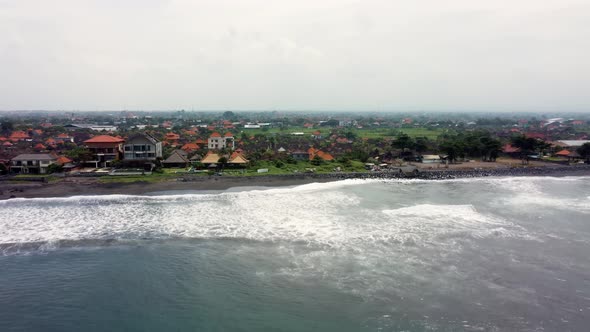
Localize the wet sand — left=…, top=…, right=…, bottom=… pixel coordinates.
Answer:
left=0, top=176, right=335, bottom=200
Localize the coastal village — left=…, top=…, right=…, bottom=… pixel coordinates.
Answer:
left=0, top=111, right=589, bottom=182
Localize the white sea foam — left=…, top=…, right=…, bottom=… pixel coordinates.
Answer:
left=4, top=175, right=585, bottom=251
left=381, top=204, right=527, bottom=242
left=0, top=177, right=537, bottom=250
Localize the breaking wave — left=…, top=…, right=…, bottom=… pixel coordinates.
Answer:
left=0, top=176, right=555, bottom=254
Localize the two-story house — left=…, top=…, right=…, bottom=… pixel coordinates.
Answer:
left=208, top=132, right=235, bottom=150
left=10, top=153, right=57, bottom=174
left=84, top=135, right=125, bottom=168
left=123, top=133, right=162, bottom=161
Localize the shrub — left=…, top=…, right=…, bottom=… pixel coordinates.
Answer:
left=47, top=163, right=64, bottom=174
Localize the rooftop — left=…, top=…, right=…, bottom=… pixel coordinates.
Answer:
left=84, top=135, right=125, bottom=143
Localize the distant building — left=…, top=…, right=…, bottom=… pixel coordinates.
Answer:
left=84, top=135, right=125, bottom=168
left=291, top=151, right=310, bottom=161
left=123, top=133, right=162, bottom=161
left=55, top=133, right=74, bottom=143
left=10, top=153, right=57, bottom=174
left=421, top=155, right=442, bottom=164
left=556, top=140, right=590, bottom=148
left=64, top=124, right=118, bottom=132
left=311, top=131, right=323, bottom=140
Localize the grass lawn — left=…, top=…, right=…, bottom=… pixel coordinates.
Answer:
left=225, top=160, right=367, bottom=176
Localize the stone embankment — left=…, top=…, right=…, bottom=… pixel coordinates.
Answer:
left=178, top=164, right=590, bottom=182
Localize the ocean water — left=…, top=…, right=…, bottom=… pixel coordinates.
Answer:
left=1, top=177, right=590, bottom=331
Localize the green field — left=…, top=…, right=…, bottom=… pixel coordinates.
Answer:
left=240, top=126, right=444, bottom=140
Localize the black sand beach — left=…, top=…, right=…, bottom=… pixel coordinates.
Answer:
left=1, top=165, right=589, bottom=200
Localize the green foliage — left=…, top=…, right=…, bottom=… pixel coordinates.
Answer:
left=348, top=149, right=370, bottom=163
left=222, top=111, right=236, bottom=120
left=66, top=147, right=92, bottom=162
left=1, top=120, right=14, bottom=133
left=310, top=155, right=324, bottom=166
left=511, top=134, right=551, bottom=163
left=577, top=143, right=590, bottom=161
left=414, top=137, right=429, bottom=153
left=285, top=155, right=297, bottom=164
left=438, top=131, right=502, bottom=162
left=392, top=133, right=415, bottom=150
left=0, top=162, right=7, bottom=175
left=47, top=163, right=64, bottom=174
left=274, top=160, right=285, bottom=168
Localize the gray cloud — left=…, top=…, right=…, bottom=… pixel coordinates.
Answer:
left=1, top=0, right=589, bottom=111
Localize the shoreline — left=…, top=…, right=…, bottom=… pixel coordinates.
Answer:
left=1, top=164, right=589, bottom=200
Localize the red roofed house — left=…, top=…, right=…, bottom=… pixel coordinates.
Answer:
left=34, top=143, right=47, bottom=151
left=9, top=131, right=30, bottom=142
left=84, top=135, right=125, bottom=168
left=46, top=138, right=57, bottom=147
left=308, top=147, right=334, bottom=161
left=555, top=149, right=571, bottom=157
left=502, top=144, right=521, bottom=158
left=181, top=143, right=200, bottom=153
left=55, top=133, right=74, bottom=143
left=56, top=156, right=73, bottom=165
left=165, top=132, right=180, bottom=141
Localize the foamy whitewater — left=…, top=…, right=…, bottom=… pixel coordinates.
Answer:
left=1, top=177, right=590, bottom=331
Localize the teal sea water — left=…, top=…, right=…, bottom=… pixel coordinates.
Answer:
left=1, top=177, right=590, bottom=331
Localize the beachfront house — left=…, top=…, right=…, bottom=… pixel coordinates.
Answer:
left=10, top=153, right=57, bottom=174
left=123, top=133, right=162, bottom=161
left=84, top=135, right=125, bottom=168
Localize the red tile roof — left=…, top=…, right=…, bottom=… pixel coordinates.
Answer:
left=502, top=144, right=521, bottom=153
left=56, top=156, right=72, bottom=165
left=9, top=131, right=30, bottom=140
left=165, top=133, right=180, bottom=140
left=308, top=147, right=334, bottom=161
left=181, top=143, right=200, bottom=151
left=224, top=132, right=234, bottom=137
left=210, top=132, right=221, bottom=138
left=84, top=135, right=125, bottom=143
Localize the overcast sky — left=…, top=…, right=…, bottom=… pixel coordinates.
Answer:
left=1, top=0, right=589, bottom=111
